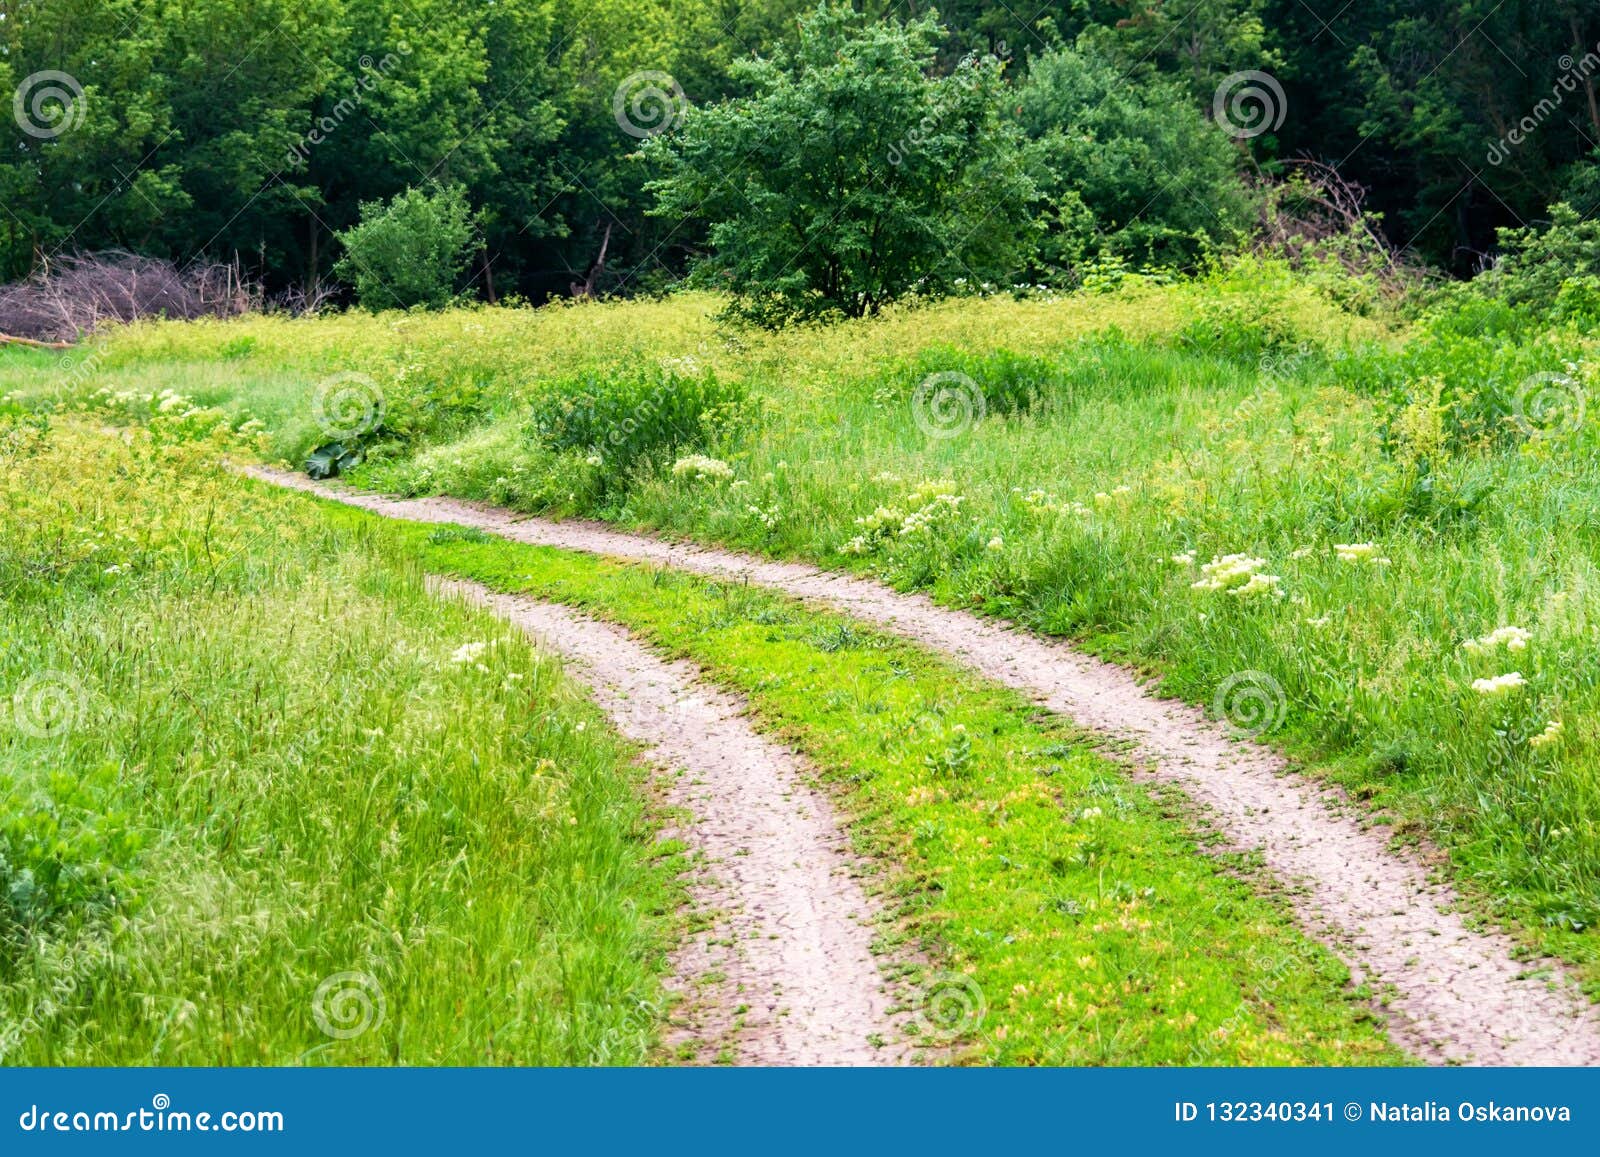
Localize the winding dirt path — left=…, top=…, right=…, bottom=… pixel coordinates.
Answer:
left=432, top=578, right=905, bottom=1065
left=253, top=468, right=1600, bottom=1065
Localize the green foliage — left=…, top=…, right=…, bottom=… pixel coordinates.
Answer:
left=0, top=769, right=141, bottom=957
left=334, top=185, right=479, bottom=310
left=527, top=367, right=749, bottom=476
left=1475, top=203, right=1600, bottom=320
left=643, top=3, right=1037, bottom=325
left=909, top=346, right=1058, bottom=417
left=1016, top=44, right=1256, bottom=273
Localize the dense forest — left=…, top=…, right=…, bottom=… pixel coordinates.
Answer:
left=3, top=0, right=1599, bottom=302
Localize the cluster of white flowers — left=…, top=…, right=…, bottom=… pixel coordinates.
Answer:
left=670, top=454, right=734, bottom=483
left=746, top=503, right=779, bottom=529
left=1191, top=554, right=1283, bottom=600
left=1170, top=551, right=1197, bottom=567
left=1528, top=719, right=1563, bottom=749
left=1334, top=542, right=1391, bottom=566
left=449, top=641, right=488, bottom=665
left=1093, top=485, right=1132, bottom=507
left=842, top=480, right=966, bottom=555
left=1462, top=625, right=1531, bottom=654
left=1470, top=672, right=1527, bottom=697
left=985, top=535, right=1005, bottom=553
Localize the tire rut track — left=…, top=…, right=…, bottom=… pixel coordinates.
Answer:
left=432, top=578, right=907, bottom=1066
left=253, top=468, right=1600, bottom=1065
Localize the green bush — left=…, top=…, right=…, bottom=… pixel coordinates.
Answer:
left=1016, top=44, right=1255, bottom=275
left=527, top=367, right=749, bottom=477
left=1474, top=202, right=1600, bottom=319
left=909, top=346, right=1060, bottom=417
left=334, top=185, right=478, bottom=311
left=1, top=769, right=141, bottom=959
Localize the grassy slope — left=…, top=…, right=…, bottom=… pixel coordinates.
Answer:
left=5, top=271, right=1596, bottom=988
left=0, top=420, right=677, bottom=1064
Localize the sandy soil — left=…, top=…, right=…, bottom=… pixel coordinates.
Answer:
left=253, top=467, right=1600, bottom=1065
left=431, top=577, right=907, bottom=1065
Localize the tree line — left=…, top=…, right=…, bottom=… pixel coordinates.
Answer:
left=3, top=0, right=1597, bottom=305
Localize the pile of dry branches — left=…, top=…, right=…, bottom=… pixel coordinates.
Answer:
left=0, top=252, right=258, bottom=345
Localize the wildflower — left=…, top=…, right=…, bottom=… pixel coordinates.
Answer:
left=986, top=536, right=1004, bottom=552
left=671, top=454, right=734, bottom=482
left=1462, top=626, right=1531, bottom=654
left=449, top=641, right=488, bottom=664
left=1171, top=551, right=1196, bottom=566
left=1289, top=546, right=1315, bottom=560
left=1528, top=720, right=1563, bottom=750
left=1306, top=615, right=1332, bottom=628
left=1080, top=807, right=1103, bottom=821
left=1334, top=542, right=1391, bottom=565
left=1470, top=672, right=1526, bottom=697
left=585, top=454, right=603, bottom=466
left=1191, top=554, right=1283, bottom=599
left=1227, top=572, right=1282, bottom=599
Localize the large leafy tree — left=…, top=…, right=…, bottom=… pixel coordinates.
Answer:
left=643, top=3, right=1037, bottom=324
left=1017, top=43, right=1256, bottom=272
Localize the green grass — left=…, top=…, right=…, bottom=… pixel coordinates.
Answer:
left=0, top=419, right=678, bottom=1064
left=5, top=263, right=1596, bottom=1047
left=275, top=487, right=1405, bottom=1066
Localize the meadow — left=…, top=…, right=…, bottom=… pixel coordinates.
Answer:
left=2, top=257, right=1597, bottom=1063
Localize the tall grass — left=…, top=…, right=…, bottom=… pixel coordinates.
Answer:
left=0, top=418, right=675, bottom=1064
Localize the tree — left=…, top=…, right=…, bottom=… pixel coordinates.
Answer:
left=642, top=3, right=1037, bottom=325
left=1017, top=44, right=1256, bottom=273
left=333, top=184, right=478, bottom=309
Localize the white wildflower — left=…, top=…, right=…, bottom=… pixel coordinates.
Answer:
left=1462, top=626, right=1531, bottom=654
left=1470, top=672, right=1526, bottom=697
left=1528, top=719, right=1563, bottom=750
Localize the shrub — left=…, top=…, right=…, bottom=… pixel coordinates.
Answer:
left=1016, top=45, right=1255, bottom=275
left=643, top=3, right=1036, bottom=325
left=1474, top=202, right=1600, bottom=318
left=1, top=769, right=141, bottom=961
left=334, top=185, right=478, bottom=310
left=909, top=346, right=1060, bottom=417
left=527, top=367, right=749, bottom=477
